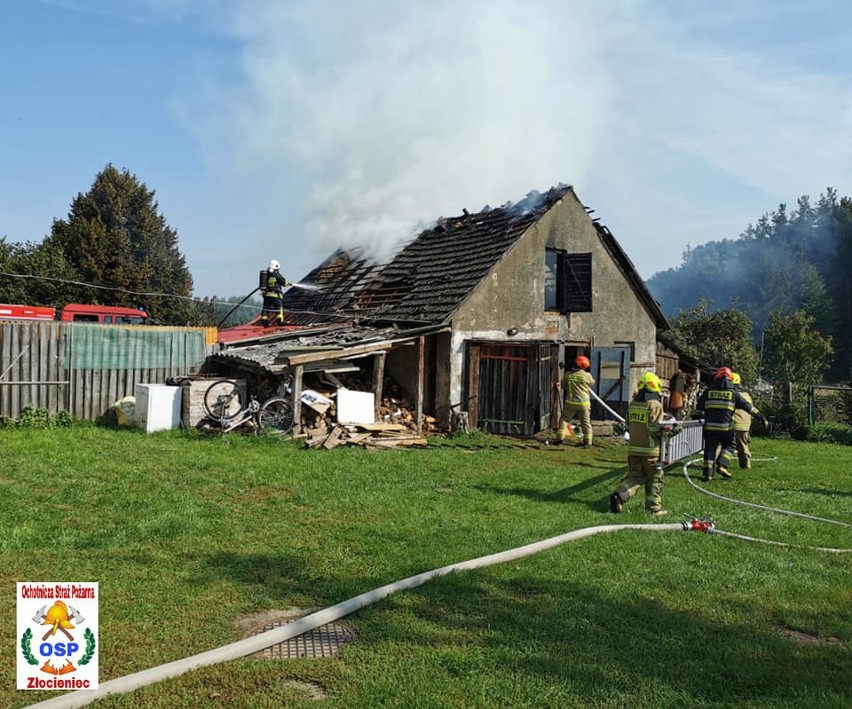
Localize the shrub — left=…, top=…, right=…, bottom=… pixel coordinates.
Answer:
left=801, top=422, right=852, bottom=445
left=14, top=407, right=76, bottom=428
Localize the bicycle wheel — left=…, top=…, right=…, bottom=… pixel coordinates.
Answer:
left=203, top=379, right=245, bottom=421
left=258, top=397, right=294, bottom=435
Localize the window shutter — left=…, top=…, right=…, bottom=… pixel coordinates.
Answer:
left=560, top=253, right=592, bottom=312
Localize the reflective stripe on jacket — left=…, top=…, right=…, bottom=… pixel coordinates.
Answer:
left=732, top=391, right=754, bottom=431
left=698, top=380, right=758, bottom=433
left=561, top=369, right=595, bottom=408
left=627, top=394, right=663, bottom=458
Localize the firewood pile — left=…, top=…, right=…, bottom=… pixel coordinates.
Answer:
left=304, top=422, right=428, bottom=450
left=327, top=371, right=441, bottom=434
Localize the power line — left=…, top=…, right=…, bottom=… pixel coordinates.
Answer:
left=0, top=270, right=260, bottom=311
left=0, top=270, right=387, bottom=322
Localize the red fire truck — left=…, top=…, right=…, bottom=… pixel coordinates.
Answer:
left=0, top=303, right=149, bottom=324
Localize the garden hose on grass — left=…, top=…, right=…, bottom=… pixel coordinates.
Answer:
left=26, top=521, right=711, bottom=709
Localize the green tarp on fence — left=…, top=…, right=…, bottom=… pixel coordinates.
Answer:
left=66, top=325, right=207, bottom=370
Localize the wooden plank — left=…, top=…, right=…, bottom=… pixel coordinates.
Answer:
left=364, top=437, right=427, bottom=448
left=285, top=341, right=394, bottom=366
left=355, top=422, right=407, bottom=432
left=322, top=424, right=346, bottom=449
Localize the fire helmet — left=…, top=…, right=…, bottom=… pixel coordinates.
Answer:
left=730, top=372, right=742, bottom=385
left=575, top=355, right=590, bottom=370
left=269, top=259, right=281, bottom=271
left=714, top=367, right=733, bottom=381
left=42, top=601, right=74, bottom=632
left=638, top=372, right=662, bottom=393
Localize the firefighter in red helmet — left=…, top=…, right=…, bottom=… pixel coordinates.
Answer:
left=556, top=355, right=596, bottom=447
left=696, top=366, right=764, bottom=481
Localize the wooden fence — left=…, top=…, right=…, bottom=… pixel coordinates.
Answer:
left=0, top=321, right=215, bottom=421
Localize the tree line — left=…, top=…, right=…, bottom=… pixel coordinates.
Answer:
left=0, top=165, right=258, bottom=326
left=648, top=188, right=850, bottom=384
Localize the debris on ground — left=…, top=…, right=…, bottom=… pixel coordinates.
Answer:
left=305, top=422, right=428, bottom=450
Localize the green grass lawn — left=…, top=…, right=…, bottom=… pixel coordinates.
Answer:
left=1, top=428, right=850, bottom=708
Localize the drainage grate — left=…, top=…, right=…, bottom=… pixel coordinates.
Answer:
left=247, top=617, right=357, bottom=660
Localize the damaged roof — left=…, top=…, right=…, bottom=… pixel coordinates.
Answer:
left=281, top=184, right=575, bottom=326
left=275, top=182, right=667, bottom=331
left=212, top=322, right=445, bottom=374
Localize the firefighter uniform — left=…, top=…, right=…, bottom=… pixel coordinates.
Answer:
left=696, top=368, right=760, bottom=481
left=732, top=374, right=754, bottom=469
left=260, top=261, right=289, bottom=327
left=610, top=374, right=669, bottom=515
left=559, top=362, right=596, bottom=447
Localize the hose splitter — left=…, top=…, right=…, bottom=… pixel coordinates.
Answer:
left=682, top=514, right=715, bottom=533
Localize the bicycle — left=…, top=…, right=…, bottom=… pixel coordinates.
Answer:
left=202, top=379, right=295, bottom=435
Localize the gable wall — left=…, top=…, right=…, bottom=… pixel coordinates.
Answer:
left=443, top=192, right=658, bottom=417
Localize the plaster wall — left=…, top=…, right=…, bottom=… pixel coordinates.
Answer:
left=445, top=192, right=658, bottom=409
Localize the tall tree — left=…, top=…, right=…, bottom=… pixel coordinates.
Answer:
left=0, top=237, right=78, bottom=306
left=47, top=165, right=196, bottom=324
left=762, top=310, right=833, bottom=403
left=668, top=299, right=759, bottom=381
left=827, top=196, right=852, bottom=380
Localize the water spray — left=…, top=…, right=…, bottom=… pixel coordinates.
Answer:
left=290, top=281, right=325, bottom=291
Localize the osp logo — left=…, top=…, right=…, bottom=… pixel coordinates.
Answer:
left=17, top=582, right=99, bottom=690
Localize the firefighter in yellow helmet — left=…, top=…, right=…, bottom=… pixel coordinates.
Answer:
left=730, top=372, right=755, bottom=469
left=610, top=372, right=677, bottom=516
left=556, top=355, right=596, bottom=447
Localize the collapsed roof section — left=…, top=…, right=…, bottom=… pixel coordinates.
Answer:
left=212, top=322, right=446, bottom=376
left=280, top=184, right=574, bottom=327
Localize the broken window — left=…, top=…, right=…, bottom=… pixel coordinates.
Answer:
left=544, top=250, right=592, bottom=313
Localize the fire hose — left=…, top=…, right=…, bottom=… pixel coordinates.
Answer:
left=27, top=521, right=711, bottom=709
left=680, top=457, right=852, bottom=553
left=589, top=388, right=625, bottom=422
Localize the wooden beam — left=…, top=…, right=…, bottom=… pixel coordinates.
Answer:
left=372, top=351, right=386, bottom=420
left=415, top=335, right=425, bottom=433
left=284, top=341, right=394, bottom=366
left=291, top=364, right=304, bottom=434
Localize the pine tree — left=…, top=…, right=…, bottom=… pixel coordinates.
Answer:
left=47, top=165, right=196, bottom=324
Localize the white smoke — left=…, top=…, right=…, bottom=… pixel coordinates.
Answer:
left=217, top=0, right=627, bottom=262
left=59, top=0, right=852, bottom=290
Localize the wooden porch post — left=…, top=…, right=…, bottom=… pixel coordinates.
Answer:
left=372, top=351, right=386, bottom=421
left=292, top=364, right=304, bottom=434
left=416, top=336, right=425, bottom=432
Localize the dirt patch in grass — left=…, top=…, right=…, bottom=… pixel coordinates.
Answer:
left=234, top=607, right=312, bottom=632
left=780, top=626, right=843, bottom=646
left=282, top=680, right=327, bottom=700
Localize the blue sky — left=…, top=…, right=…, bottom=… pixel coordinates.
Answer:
left=2, top=0, right=852, bottom=299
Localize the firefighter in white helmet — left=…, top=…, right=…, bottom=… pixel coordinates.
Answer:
left=260, top=259, right=291, bottom=327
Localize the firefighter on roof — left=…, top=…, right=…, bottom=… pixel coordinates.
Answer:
left=696, top=367, right=764, bottom=481
left=609, top=372, right=678, bottom=516
left=260, top=259, right=290, bottom=327
left=556, top=355, right=595, bottom=447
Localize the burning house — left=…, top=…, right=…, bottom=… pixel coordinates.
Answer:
left=210, top=183, right=670, bottom=435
